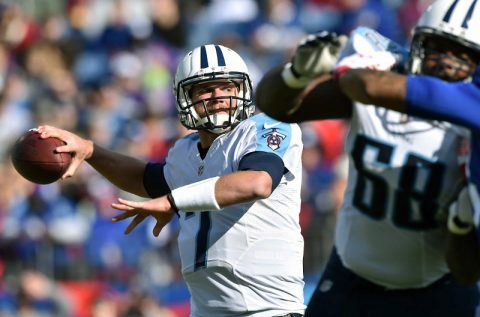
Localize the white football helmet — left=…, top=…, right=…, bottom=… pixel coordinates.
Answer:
left=173, top=44, right=254, bottom=134
left=409, top=0, right=480, bottom=78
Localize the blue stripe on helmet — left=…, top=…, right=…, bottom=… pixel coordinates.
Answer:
left=443, top=0, right=459, bottom=22
left=462, top=0, right=478, bottom=28
left=214, top=45, right=226, bottom=66
left=200, top=45, right=208, bottom=68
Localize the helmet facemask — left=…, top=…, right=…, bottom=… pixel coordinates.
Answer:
left=409, top=32, right=480, bottom=82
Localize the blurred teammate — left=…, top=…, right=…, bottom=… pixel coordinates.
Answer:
left=37, top=45, right=305, bottom=317
left=337, top=33, right=480, bottom=285
left=255, top=0, right=480, bottom=316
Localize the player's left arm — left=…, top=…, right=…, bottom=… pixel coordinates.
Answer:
left=111, top=152, right=285, bottom=234
left=218, top=151, right=285, bottom=203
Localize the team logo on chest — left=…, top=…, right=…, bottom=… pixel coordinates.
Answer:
left=262, top=128, right=286, bottom=151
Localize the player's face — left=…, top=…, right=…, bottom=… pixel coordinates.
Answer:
left=189, top=80, right=239, bottom=118
left=422, top=36, right=480, bottom=82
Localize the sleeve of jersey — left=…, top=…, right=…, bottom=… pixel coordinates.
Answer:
left=143, top=162, right=171, bottom=198
left=238, top=114, right=303, bottom=179
left=406, top=75, right=480, bottom=130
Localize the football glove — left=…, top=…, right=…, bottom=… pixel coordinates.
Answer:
left=448, top=187, right=474, bottom=235
left=282, top=31, right=348, bottom=88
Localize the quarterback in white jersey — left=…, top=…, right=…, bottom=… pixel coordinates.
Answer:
left=256, top=7, right=480, bottom=316
left=163, top=113, right=304, bottom=316
left=35, top=44, right=305, bottom=317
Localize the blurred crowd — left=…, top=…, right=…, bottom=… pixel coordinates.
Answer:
left=0, top=0, right=432, bottom=316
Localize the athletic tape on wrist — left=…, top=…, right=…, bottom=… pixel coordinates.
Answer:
left=170, top=176, right=221, bottom=212
left=281, top=63, right=310, bottom=88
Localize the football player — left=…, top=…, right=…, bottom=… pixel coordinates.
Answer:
left=255, top=0, right=479, bottom=316
left=337, top=5, right=480, bottom=284
left=37, top=45, right=306, bottom=317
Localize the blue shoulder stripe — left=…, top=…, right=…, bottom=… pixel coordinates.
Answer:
left=215, top=45, right=226, bottom=66
left=443, top=0, right=459, bottom=22
left=462, top=0, right=477, bottom=27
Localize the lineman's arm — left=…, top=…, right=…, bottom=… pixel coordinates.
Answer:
left=338, top=69, right=407, bottom=112
left=255, top=32, right=352, bottom=122
left=256, top=69, right=352, bottom=122
left=339, top=68, right=480, bottom=130
left=37, top=125, right=149, bottom=197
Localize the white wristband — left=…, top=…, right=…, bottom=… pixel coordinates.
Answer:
left=281, top=63, right=310, bottom=88
left=170, top=177, right=221, bottom=212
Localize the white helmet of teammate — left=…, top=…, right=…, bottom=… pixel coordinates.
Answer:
left=174, top=44, right=254, bottom=134
left=409, top=0, right=480, bottom=76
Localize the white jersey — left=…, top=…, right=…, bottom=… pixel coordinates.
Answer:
left=336, top=103, right=467, bottom=289
left=163, top=113, right=305, bottom=317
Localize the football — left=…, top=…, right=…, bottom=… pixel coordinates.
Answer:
left=11, top=130, right=72, bottom=184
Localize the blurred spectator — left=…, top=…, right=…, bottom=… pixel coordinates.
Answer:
left=301, top=0, right=408, bottom=45
left=0, top=269, right=72, bottom=317
left=0, top=4, right=41, bottom=62
left=300, top=122, right=347, bottom=273
left=0, top=71, right=33, bottom=160
left=149, top=0, right=187, bottom=49
left=397, top=0, right=432, bottom=42
left=120, top=289, right=176, bottom=317
left=97, top=1, right=135, bottom=54
left=186, top=0, right=260, bottom=48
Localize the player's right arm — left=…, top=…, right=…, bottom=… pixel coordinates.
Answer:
left=36, top=125, right=149, bottom=197
left=255, top=32, right=353, bottom=122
